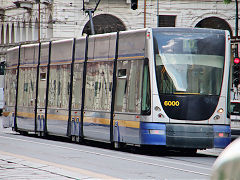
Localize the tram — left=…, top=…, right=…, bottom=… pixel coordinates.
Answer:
left=0, top=62, right=4, bottom=116
left=3, top=28, right=231, bottom=150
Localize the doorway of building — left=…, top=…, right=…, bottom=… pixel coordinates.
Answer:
left=82, top=14, right=126, bottom=35
left=195, top=17, right=232, bottom=36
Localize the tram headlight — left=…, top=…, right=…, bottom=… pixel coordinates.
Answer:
left=217, top=108, right=224, bottom=114
left=214, top=115, right=221, bottom=120
left=154, top=106, right=161, bottom=111
left=149, top=129, right=165, bottom=135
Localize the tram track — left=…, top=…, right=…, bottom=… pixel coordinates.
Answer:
left=0, top=133, right=212, bottom=177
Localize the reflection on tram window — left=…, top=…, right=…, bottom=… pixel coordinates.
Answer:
left=84, top=61, right=113, bottom=111
left=115, top=60, right=144, bottom=113
left=154, top=32, right=225, bottom=96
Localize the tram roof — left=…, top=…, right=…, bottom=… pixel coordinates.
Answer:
left=7, top=27, right=227, bottom=53
left=152, top=27, right=226, bottom=34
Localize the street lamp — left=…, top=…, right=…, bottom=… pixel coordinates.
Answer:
left=83, top=0, right=101, bottom=35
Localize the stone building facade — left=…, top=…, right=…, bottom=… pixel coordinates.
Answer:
left=0, top=0, right=238, bottom=61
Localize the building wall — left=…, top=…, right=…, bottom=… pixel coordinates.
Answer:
left=0, top=0, right=237, bottom=45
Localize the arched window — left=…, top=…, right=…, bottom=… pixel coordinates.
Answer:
left=82, top=14, right=126, bottom=35
left=195, top=17, right=232, bottom=37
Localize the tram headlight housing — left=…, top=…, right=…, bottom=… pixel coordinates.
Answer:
left=214, top=115, right=221, bottom=120
left=217, top=108, right=224, bottom=114
left=154, top=106, right=161, bottom=111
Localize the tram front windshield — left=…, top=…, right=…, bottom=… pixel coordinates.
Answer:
left=153, top=30, right=225, bottom=96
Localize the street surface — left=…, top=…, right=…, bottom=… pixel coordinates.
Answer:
left=0, top=117, right=221, bottom=180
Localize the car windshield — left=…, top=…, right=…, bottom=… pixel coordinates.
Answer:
left=153, top=30, right=225, bottom=95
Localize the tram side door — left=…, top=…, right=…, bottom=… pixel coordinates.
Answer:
left=36, top=67, right=48, bottom=133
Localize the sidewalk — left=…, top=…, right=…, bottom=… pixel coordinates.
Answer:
left=0, top=124, right=107, bottom=180
left=0, top=152, right=89, bottom=180
left=0, top=146, right=223, bottom=180
left=0, top=147, right=223, bottom=180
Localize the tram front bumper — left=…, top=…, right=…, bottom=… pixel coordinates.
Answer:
left=165, top=124, right=214, bottom=149
left=141, top=123, right=231, bottom=149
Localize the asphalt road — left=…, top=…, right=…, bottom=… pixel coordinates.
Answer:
left=0, top=118, right=217, bottom=180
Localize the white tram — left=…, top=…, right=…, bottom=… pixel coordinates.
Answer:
left=3, top=28, right=231, bottom=150
left=0, top=62, right=4, bottom=116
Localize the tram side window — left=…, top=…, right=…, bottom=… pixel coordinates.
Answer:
left=72, top=63, right=83, bottom=109
left=48, top=64, right=70, bottom=109
left=84, top=61, right=113, bottom=111
left=5, top=49, right=18, bottom=107
left=23, top=68, right=36, bottom=107
left=48, top=65, right=58, bottom=108
left=17, top=68, right=24, bottom=106
left=115, top=60, right=144, bottom=113
left=141, top=59, right=151, bottom=114
left=5, top=69, right=17, bottom=106
left=61, top=64, right=71, bottom=108
left=17, top=67, right=35, bottom=107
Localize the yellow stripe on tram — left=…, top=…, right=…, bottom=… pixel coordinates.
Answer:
left=12, top=111, right=140, bottom=129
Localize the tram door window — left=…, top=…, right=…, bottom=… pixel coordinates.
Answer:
left=38, top=67, right=47, bottom=108
left=115, top=60, right=144, bottom=113
left=72, top=39, right=86, bottom=110
left=141, top=59, right=151, bottom=114
left=72, top=38, right=86, bottom=110
left=49, top=40, right=73, bottom=109
left=72, top=63, right=83, bottom=109
left=38, top=43, right=50, bottom=108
